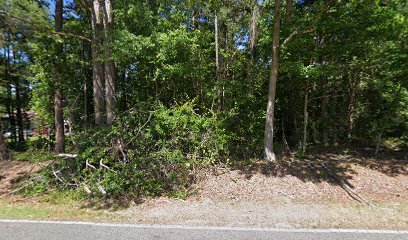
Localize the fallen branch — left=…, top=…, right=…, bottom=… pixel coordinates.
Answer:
left=86, top=159, right=97, bottom=169
left=52, top=165, right=78, bottom=187
left=97, top=185, right=107, bottom=195
left=116, top=138, right=128, bottom=163
left=52, top=166, right=65, bottom=184
left=57, top=153, right=78, bottom=158
left=0, top=181, right=32, bottom=199
left=99, top=159, right=115, bottom=172
left=83, top=185, right=92, bottom=195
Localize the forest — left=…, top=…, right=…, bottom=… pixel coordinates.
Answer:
left=0, top=0, right=407, bottom=202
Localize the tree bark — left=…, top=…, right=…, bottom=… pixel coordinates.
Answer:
left=264, top=0, right=281, bottom=162
left=0, top=120, right=9, bottom=161
left=83, top=52, right=88, bottom=125
left=12, top=50, right=24, bottom=143
left=91, top=0, right=105, bottom=125
left=249, top=0, right=258, bottom=61
left=286, top=0, right=293, bottom=24
left=4, top=43, right=16, bottom=144
left=215, top=10, right=222, bottom=112
left=102, top=0, right=115, bottom=125
left=347, top=76, right=357, bottom=140
left=302, top=83, right=309, bottom=154
left=54, top=0, right=65, bottom=153
left=321, top=76, right=328, bottom=146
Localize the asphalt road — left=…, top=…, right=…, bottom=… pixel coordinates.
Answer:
left=0, top=220, right=407, bottom=240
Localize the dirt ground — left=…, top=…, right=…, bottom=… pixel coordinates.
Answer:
left=117, top=152, right=408, bottom=229
left=1, top=149, right=407, bottom=229
left=0, top=160, right=49, bottom=196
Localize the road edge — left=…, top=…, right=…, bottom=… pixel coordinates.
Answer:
left=1, top=219, right=407, bottom=234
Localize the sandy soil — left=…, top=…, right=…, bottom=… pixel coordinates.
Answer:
left=1, top=150, right=407, bottom=229
left=118, top=199, right=408, bottom=229
left=0, top=160, right=49, bottom=195
left=117, top=155, right=408, bottom=229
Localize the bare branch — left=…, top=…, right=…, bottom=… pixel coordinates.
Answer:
left=0, top=10, right=91, bottom=42
left=52, top=31, right=92, bottom=42
left=57, top=153, right=78, bottom=158
left=86, top=159, right=97, bottom=169
left=98, top=185, right=107, bottom=195
left=99, top=159, right=115, bottom=172
left=125, top=112, right=154, bottom=147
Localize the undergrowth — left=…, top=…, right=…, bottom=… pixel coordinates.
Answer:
left=19, top=101, right=229, bottom=204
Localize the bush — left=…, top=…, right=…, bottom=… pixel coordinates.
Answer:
left=59, top=101, right=228, bottom=200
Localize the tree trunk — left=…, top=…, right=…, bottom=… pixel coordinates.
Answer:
left=4, top=44, right=16, bottom=144
left=15, top=75, right=24, bottom=143
left=321, top=76, right=328, bottom=146
left=83, top=61, right=88, bottom=125
left=91, top=0, right=105, bottom=125
left=249, top=0, right=258, bottom=61
left=82, top=43, right=92, bottom=126
left=264, top=0, right=281, bottom=162
left=12, top=50, right=24, bottom=143
left=215, top=10, right=222, bottom=112
left=54, top=0, right=65, bottom=153
left=0, top=120, right=9, bottom=161
left=102, top=0, right=115, bottom=125
left=347, top=76, right=357, bottom=140
left=302, top=84, right=309, bottom=154
left=286, top=0, right=293, bottom=24
left=331, top=94, right=338, bottom=145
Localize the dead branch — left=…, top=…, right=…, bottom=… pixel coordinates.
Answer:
left=117, top=138, right=128, bottom=163
left=83, top=185, right=92, bottom=195
left=52, top=31, right=91, bottom=42
left=86, top=159, right=97, bottom=169
left=125, top=112, right=154, bottom=147
left=98, top=185, right=107, bottom=195
left=57, top=153, right=78, bottom=158
left=66, top=118, right=76, bottom=147
left=0, top=181, right=33, bottom=199
left=52, top=166, right=65, bottom=184
left=52, top=165, right=78, bottom=187
left=99, top=159, right=115, bottom=172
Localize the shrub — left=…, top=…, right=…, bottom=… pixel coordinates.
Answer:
left=59, top=101, right=229, bottom=200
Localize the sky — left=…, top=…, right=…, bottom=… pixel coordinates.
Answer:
left=45, top=0, right=74, bottom=15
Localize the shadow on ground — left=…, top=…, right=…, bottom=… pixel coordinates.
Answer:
left=235, top=146, right=408, bottom=188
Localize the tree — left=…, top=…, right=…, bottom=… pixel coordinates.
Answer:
left=264, top=0, right=281, bottom=162
left=90, top=0, right=106, bottom=125
left=54, top=0, right=65, bottom=153
left=102, top=0, right=115, bottom=125
left=86, top=0, right=116, bottom=125
left=0, top=119, right=9, bottom=160
left=215, top=9, right=221, bottom=111
left=249, top=0, right=258, bottom=60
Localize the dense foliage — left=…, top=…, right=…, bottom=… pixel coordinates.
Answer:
left=0, top=0, right=407, bottom=200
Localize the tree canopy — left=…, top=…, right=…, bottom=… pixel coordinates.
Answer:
left=0, top=0, right=407, bottom=198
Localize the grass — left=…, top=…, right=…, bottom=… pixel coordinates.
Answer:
left=0, top=201, right=49, bottom=219
left=0, top=196, right=113, bottom=221
left=13, top=150, right=55, bottom=163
